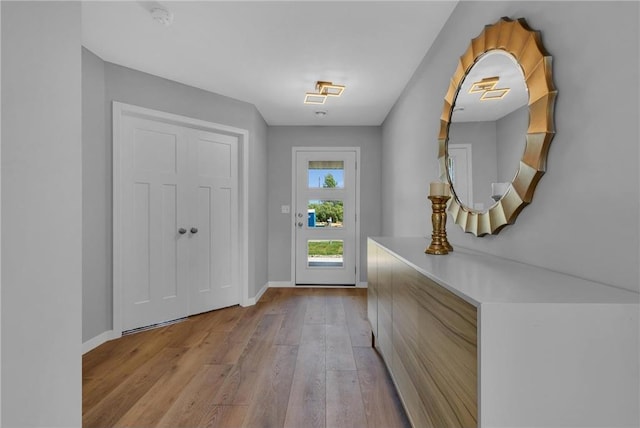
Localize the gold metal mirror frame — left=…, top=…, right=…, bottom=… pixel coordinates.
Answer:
left=438, top=17, right=557, bottom=236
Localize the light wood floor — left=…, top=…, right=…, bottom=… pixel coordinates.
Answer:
left=83, top=287, right=410, bottom=428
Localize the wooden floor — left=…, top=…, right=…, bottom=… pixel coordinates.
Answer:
left=83, top=287, right=410, bottom=428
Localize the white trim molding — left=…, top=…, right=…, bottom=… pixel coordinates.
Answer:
left=268, top=281, right=295, bottom=288
left=82, top=330, right=120, bottom=355
left=112, top=101, right=250, bottom=335
left=243, top=282, right=269, bottom=306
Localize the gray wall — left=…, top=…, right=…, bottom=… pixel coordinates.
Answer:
left=82, top=48, right=110, bottom=342
left=2, top=2, right=82, bottom=425
left=267, top=126, right=382, bottom=283
left=448, top=120, right=497, bottom=209
left=81, top=52, right=269, bottom=342
left=382, top=1, right=639, bottom=292
left=496, top=105, right=528, bottom=183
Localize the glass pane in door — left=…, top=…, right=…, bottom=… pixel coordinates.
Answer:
left=307, top=199, right=344, bottom=229
left=307, top=240, right=344, bottom=268
left=308, top=160, right=344, bottom=189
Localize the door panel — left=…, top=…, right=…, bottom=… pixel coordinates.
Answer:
left=160, top=184, right=178, bottom=298
left=212, top=187, right=232, bottom=287
left=195, top=185, right=212, bottom=293
left=188, top=130, right=238, bottom=315
left=132, top=182, right=151, bottom=304
left=122, top=116, right=189, bottom=331
left=294, top=150, right=357, bottom=285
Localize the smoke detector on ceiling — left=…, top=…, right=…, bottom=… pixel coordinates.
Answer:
left=150, top=7, right=173, bottom=26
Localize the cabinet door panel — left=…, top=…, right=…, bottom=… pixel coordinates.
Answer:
left=370, top=242, right=478, bottom=428
left=366, top=240, right=378, bottom=338
left=376, top=248, right=393, bottom=362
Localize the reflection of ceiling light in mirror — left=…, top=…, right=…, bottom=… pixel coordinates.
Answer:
left=469, top=76, right=499, bottom=93
left=480, top=88, right=510, bottom=100
left=469, top=76, right=510, bottom=101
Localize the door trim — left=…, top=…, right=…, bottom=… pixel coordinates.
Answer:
left=290, top=147, right=361, bottom=286
left=448, top=143, right=474, bottom=207
left=112, top=101, right=250, bottom=336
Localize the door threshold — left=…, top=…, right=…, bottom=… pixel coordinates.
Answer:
left=122, top=316, right=188, bottom=336
left=294, top=284, right=356, bottom=288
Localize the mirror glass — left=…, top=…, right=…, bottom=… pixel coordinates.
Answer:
left=447, top=50, right=528, bottom=211
left=438, top=17, right=557, bottom=236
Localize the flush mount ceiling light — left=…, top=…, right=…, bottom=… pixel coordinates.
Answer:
left=469, top=76, right=510, bottom=100
left=304, top=81, right=345, bottom=104
left=317, top=81, right=345, bottom=97
left=304, top=93, right=327, bottom=105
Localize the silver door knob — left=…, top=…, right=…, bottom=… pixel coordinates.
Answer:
left=190, top=227, right=198, bottom=234
left=297, top=222, right=303, bottom=227
left=297, top=213, right=303, bottom=218
left=178, top=228, right=187, bottom=234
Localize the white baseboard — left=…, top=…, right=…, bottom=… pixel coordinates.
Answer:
left=254, top=282, right=269, bottom=303
left=268, top=281, right=294, bottom=288
left=243, top=282, right=269, bottom=306
left=357, top=281, right=368, bottom=288
left=82, top=330, right=119, bottom=354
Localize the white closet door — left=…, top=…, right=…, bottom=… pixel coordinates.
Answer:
left=187, top=129, right=239, bottom=315
left=121, top=116, right=190, bottom=331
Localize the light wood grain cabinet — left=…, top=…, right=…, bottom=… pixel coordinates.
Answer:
left=366, top=240, right=378, bottom=339
left=368, top=240, right=477, bottom=427
left=367, top=237, right=639, bottom=428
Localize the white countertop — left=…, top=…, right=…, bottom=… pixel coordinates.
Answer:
left=369, top=237, right=639, bottom=306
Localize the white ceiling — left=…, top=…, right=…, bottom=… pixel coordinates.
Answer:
left=81, top=1, right=458, bottom=126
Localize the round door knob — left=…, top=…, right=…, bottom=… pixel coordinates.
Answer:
left=178, top=228, right=187, bottom=234
left=190, top=227, right=198, bottom=234
left=297, top=213, right=303, bottom=218
left=297, top=222, right=303, bottom=227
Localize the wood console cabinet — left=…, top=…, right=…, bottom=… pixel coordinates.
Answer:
left=367, top=237, right=639, bottom=428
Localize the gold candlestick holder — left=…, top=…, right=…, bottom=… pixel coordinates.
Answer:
left=426, top=195, right=453, bottom=255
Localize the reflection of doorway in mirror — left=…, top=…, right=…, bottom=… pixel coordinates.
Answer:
left=448, top=144, right=476, bottom=210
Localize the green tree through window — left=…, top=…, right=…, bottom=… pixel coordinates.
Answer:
left=323, top=173, right=337, bottom=188
left=308, top=200, right=343, bottom=224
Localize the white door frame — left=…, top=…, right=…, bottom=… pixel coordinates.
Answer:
left=290, top=147, right=361, bottom=285
left=448, top=143, right=474, bottom=206
left=112, top=102, right=250, bottom=337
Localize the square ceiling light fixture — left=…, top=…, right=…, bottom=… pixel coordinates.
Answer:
left=303, top=92, right=327, bottom=105
left=304, top=81, right=345, bottom=104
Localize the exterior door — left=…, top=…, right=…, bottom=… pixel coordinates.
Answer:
left=120, top=115, right=238, bottom=332
left=294, top=149, right=358, bottom=285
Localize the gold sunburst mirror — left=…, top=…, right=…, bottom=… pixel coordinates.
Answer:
left=439, top=17, right=557, bottom=236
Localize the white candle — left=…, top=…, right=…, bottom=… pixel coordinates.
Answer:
left=443, top=182, right=451, bottom=197
left=430, top=182, right=444, bottom=196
